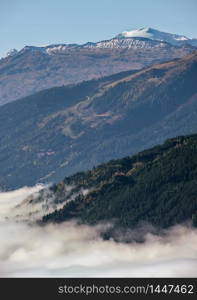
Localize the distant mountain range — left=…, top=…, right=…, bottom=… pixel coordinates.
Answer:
left=0, top=28, right=195, bottom=105
left=37, top=133, right=196, bottom=237
left=0, top=51, right=196, bottom=190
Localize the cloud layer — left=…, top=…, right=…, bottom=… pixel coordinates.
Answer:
left=0, top=186, right=197, bottom=277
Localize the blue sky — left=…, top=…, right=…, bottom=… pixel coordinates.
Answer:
left=1, top=0, right=197, bottom=57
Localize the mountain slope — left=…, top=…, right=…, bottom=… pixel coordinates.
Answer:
left=0, top=28, right=194, bottom=105
left=41, top=133, right=197, bottom=236
left=0, top=52, right=197, bottom=190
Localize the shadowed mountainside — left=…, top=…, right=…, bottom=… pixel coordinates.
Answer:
left=0, top=52, right=197, bottom=189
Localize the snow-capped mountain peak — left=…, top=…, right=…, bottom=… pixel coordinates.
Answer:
left=117, top=27, right=154, bottom=39
left=3, top=28, right=197, bottom=60
left=116, top=27, right=197, bottom=47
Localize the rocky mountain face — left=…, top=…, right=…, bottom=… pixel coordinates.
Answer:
left=0, top=28, right=195, bottom=105
left=37, top=133, right=197, bottom=237
left=0, top=52, right=196, bottom=190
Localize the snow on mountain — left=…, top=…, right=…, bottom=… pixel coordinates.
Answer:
left=117, top=27, right=197, bottom=47
left=15, top=34, right=173, bottom=56
left=83, top=37, right=168, bottom=49
left=4, top=28, right=197, bottom=59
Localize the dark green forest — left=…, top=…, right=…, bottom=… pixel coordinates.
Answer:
left=42, top=134, right=197, bottom=236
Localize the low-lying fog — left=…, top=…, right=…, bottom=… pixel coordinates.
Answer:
left=0, top=186, right=197, bottom=277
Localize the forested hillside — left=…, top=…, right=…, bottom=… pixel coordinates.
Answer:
left=42, top=134, right=197, bottom=236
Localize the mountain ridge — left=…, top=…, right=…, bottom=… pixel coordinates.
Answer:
left=0, top=28, right=195, bottom=105
left=3, top=27, right=197, bottom=59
